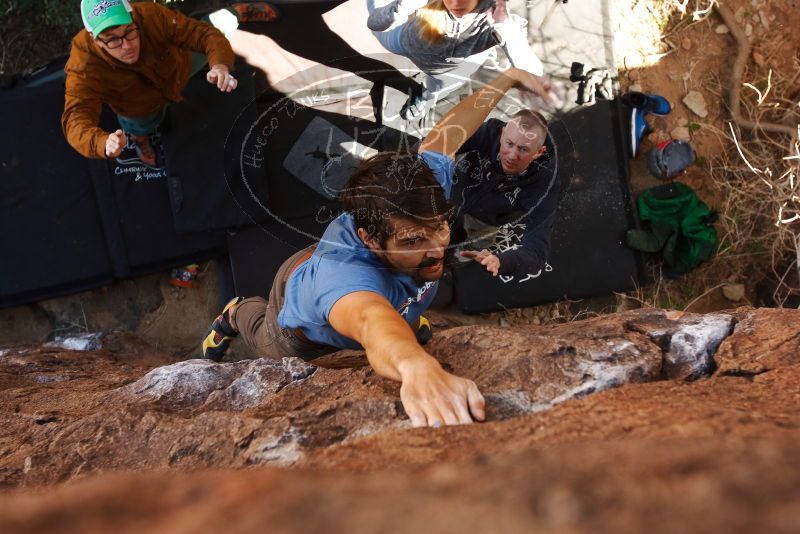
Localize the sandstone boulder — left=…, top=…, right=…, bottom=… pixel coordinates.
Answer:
left=2, top=308, right=800, bottom=532
left=0, top=308, right=797, bottom=490
left=715, top=308, right=800, bottom=376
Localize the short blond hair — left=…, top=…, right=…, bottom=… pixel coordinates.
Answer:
left=415, top=0, right=449, bottom=44
left=511, top=109, right=547, bottom=130
left=509, top=110, right=547, bottom=149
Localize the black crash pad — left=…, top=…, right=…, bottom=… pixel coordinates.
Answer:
left=452, top=99, right=642, bottom=313
left=84, top=91, right=231, bottom=277
left=161, top=65, right=267, bottom=234
left=227, top=219, right=318, bottom=298
left=0, top=61, right=256, bottom=307
left=0, top=81, right=114, bottom=307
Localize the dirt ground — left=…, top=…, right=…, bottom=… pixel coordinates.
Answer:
left=615, top=0, right=800, bottom=312
left=0, top=262, right=227, bottom=355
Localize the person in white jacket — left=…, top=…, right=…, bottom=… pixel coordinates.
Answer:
left=367, top=0, right=543, bottom=119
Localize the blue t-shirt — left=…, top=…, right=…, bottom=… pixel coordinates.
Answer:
left=277, top=151, right=454, bottom=349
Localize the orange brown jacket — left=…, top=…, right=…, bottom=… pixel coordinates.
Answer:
left=62, top=3, right=235, bottom=159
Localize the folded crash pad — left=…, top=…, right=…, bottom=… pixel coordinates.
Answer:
left=452, top=99, right=642, bottom=313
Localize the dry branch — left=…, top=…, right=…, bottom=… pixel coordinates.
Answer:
left=716, top=4, right=798, bottom=138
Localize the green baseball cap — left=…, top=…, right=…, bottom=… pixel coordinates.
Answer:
left=81, top=0, right=133, bottom=36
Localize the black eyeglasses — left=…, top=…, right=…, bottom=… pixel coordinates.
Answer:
left=97, top=25, right=139, bottom=49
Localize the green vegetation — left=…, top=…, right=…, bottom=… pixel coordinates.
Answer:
left=0, top=0, right=82, bottom=75
left=0, top=0, right=205, bottom=76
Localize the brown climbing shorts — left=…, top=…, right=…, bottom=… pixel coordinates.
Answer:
left=231, top=245, right=337, bottom=361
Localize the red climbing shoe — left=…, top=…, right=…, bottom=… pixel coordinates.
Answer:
left=230, top=2, right=280, bottom=23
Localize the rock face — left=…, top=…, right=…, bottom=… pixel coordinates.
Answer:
left=1, top=307, right=799, bottom=532
left=2, top=436, right=799, bottom=534
left=715, top=308, right=800, bottom=375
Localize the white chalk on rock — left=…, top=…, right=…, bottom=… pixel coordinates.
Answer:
left=45, top=333, right=103, bottom=351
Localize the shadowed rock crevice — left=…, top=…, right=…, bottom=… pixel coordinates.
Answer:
left=625, top=311, right=736, bottom=381
left=715, top=368, right=769, bottom=380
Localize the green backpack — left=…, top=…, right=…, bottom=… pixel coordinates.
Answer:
left=626, top=182, right=717, bottom=278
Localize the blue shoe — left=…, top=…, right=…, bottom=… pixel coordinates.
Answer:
left=630, top=107, right=651, bottom=158
left=622, top=91, right=672, bottom=116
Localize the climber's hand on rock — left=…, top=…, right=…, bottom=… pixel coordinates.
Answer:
left=328, top=292, right=484, bottom=428
left=398, top=355, right=485, bottom=427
